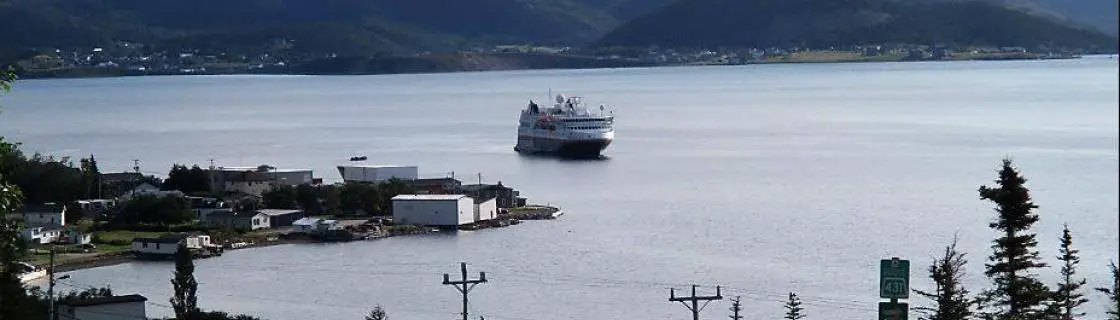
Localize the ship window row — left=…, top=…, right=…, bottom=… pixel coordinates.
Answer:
left=571, top=126, right=607, bottom=130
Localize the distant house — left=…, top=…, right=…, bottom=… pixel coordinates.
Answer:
left=188, top=197, right=227, bottom=221
left=58, top=294, right=148, bottom=320
left=206, top=211, right=270, bottom=230
left=292, top=217, right=338, bottom=234
left=100, top=172, right=144, bottom=185
left=411, top=178, right=462, bottom=194
left=224, top=172, right=276, bottom=197
left=208, top=165, right=314, bottom=192
left=118, top=183, right=183, bottom=201
left=131, top=233, right=212, bottom=256
left=75, top=199, right=116, bottom=219
left=8, top=203, right=67, bottom=227
left=257, top=209, right=303, bottom=228
left=459, top=182, right=526, bottom=209
left=20, top=226, right=64, bottom=245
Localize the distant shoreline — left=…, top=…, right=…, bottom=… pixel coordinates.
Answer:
left=14, top=52, right=1107, bottom=81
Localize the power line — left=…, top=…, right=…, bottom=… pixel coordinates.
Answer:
left=442, top=262, right=488, bottom=320
left=670, top=284, right=723, bottom=320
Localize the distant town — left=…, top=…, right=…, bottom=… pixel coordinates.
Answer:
left=9, top=40, right=1093, bottom=78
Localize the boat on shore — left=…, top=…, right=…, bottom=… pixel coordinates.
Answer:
left=17, top=262, right=47, bottom=283
left=514, top=93, right=615, bottom=158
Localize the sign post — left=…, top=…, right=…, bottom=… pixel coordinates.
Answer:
left=879, top=257, right=910, bottom=320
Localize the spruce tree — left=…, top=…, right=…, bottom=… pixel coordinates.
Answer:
left=1047, top=224, right=1087, bottom=319
left=1098, top=261, right=1119, bottom=320
left=170, top=244, right=199, bottom=319
left=364, top=305, right=388, bottom=320
left=729, top=296, right=743, bottom=320
left=784, top=292, right=805, bottom=320
left=915, top=236, right=972, bottom=320
left=977, top=159, right=1051, bottom=320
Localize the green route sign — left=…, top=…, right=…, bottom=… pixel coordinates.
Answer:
left=878, top=302, right=908, bottom=320
left=880, top=258, right=910, bottom=299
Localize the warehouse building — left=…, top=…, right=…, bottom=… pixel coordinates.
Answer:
left=391, top=194, right=496, bottom=227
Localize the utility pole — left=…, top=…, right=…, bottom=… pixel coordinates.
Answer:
left=442, top=262, right=487, bottom=320
left=132, top=159, right=140, bottom=174
left=47, top=247, right=71, bottom=320
left=670, top=285, right=723, bottom=320
left=477, top=173, right=482, bottom=186
left=729, top=296, right=742, bottom=320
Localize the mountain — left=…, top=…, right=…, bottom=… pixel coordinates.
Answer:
left=991, top=0, right=1118, bottom=35
left=596, top=0, right=1118, bottom=50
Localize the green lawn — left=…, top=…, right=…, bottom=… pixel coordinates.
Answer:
left=93, top=230, right=164, bottom=244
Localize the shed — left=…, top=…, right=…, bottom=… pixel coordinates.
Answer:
left=391, top=194, right=474, bottom=227
left=207, top=211, right=270, bottom=230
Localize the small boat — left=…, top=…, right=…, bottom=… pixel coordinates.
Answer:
left=17, top=262, right=47, bottom=284
left=349, top=156, right=368, bottom=161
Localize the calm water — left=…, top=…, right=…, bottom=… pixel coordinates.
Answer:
left=3, top=58, right=1118, bottom=320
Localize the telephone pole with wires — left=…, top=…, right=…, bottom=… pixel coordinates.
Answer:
left=47, top=247, right=71, bottom=320
left=670, top=284, right=723, bottom=320
left=442, top=262, right=487, bottom=320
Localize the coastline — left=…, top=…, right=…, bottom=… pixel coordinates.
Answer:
left=44, top=206, right=562, bottom=274
left=13, top=51, right=1104, bottom=81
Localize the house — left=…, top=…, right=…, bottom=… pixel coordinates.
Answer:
left=337, top=165, right=418, bottom=183
left=59, top=228, right=92, bottom=245
left=118, top=183, right=184, bottom=201
left=100, top=172, right=143, bottom=185
left=131, top=233, right=212, bottom=256
left=411, top=178, right=462, bottom=194
left=75, top=199, right=116, bottom=219
left=292, top=217, right=338, bottom=234
left=224, top=172, right=276, bottom=197
left=20, top=226, right=64, bottom=245
left=206, top=211, right=270, bottom=230
left=188, top=196, right=226, bottom=221
left=459, top=182, right=526, bottom=209
left=58, top=294, right=148, bottom=320
left=9, top=203, right=67, bottom=227
left=391, top=194, right=475, bottom=227
left=473, top=197, right=497, bottom=223
left=257, top=209, right=303, bottom=228
left=208, top=165, right=314, bottom=192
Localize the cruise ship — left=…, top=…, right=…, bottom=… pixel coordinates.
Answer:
left=515, top=93, right=615, bottom=158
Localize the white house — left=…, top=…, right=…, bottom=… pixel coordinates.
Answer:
left=118, top=183, right=183, bottom=201
left=391, top=194, right=475, bottom=227
left=206, top=211, right=270, bottom=230
left=58, top=294, right=148, bottom=320
left=20, top=226, right=63, bottom=245
left=131, top=233, right=212, bottom=256
left=9, top=203, right=67, bottom=227
left=473, top=197, right=497, bottom=223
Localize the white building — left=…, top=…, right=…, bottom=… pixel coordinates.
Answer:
left=338, top=165, right=418, bottom=183
left=58, top=294, right=147, bottom=320
left=131, top=233, right=212, bottom=256
left=473, top=197, right=498, bottom=222
left=391, top=194, right=476, bottom=227
left=20, top=226, right=63, bottom=245
left=9, top=203, right=67, bottom=227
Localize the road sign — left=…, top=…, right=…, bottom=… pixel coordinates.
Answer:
left=878, top=302, right=908, bottom=320
left=880, top=258, right=910, bottom=299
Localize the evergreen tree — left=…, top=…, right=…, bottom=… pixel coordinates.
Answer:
left=1047, top=224, right=1087, bottom=319
left=915, top=236, right=972, bottom=320
left=364, top=305, right=388, bottom=320
left=784, top=292, right=805, bottom=320
left=977, top=159, right=1051, bottom=320
left=729, top=296, right=743, bottom=320
left=170, top=244, right=199, bottom=319
left=1098, top=261, right=1119, bottom=320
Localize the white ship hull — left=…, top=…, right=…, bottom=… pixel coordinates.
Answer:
left=515, top=131, right=614, bottom=157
